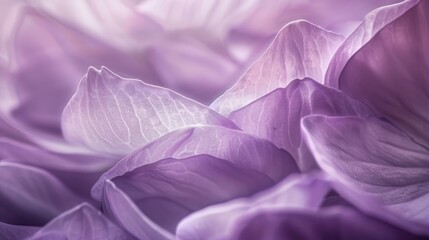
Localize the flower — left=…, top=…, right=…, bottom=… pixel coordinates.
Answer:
left=1, top=0, right=428, bottom=240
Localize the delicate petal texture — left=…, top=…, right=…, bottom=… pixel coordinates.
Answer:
left=229, top=78, right=373, bottom=171
left=111, top=154, right=275, bottom=232
left=232, top=207, right=429, bottom=240
left=0, top=162, right=83, bottom=225
left=325, top=0, right=419, bottom=87
left=334, top=0, right=429, bottom=147
left=211, top=21, right=344, bottom=116
left=7, top=7, right=151, bottom=134
left=176, top=173, right=332, bottom=240
left=0, top=222, right=39, bottom=240
left=62, top=67, right=237, bottom=155
left=102, top=180, right=173, bottom=240
left=92, top=125, right=299, bottom=199
left=28, top=203, right=132, bottom=240
left=302, top=115, right=429, bottom=225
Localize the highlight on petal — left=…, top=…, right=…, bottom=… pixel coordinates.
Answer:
left=27, top=203, right=132, bottom=240
left=302, top=115, right=429, bottom=227
left=331, top=0, right=429, bottom=147
left=0, top=222, right=38, bottom=240
left=92, top=125, right=299, bottom=200
left=106, top=154, right=278, bottom=232
left=0, top=162, right=83, bottom=225
left=229, top=78, right=373, bottom=171
left=211, top=20, right=344, bottom=116
left=102, top=180, right=174, bottom=240
left=61, top=67, right=237, bottom=155
left=325, top=0, right=419, bottom=87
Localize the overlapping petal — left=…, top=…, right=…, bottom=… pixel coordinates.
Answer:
left=27, top=203, right=132, bottom=240
left=0, top=162, right=83, bottom=225
left=211, top=21, right=344, bottom=116
left=62, top=67, right=238, bottom=155
left=331, top=0, right=429, bottom=147
left=0, top=222, right=38, bottom=240
left=302, top=115, right=429, bottom=226
left=229, top=78, right=373, bottom=171
left=92, top=125, right=299, bottom=199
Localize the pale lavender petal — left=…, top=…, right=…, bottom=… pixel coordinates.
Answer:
left=211, top=21, right=344, bottom=116
left=0, top=162, right=83, bottom=225
left=229, top=78, right=373, bottom=171
left=28, top=203, right=133, bottom=240
left=302, top=115, right=429, bottom=226
left=92, top=125, right=299, bottom=200
left=62, top=67, right=238, bottom=155
left=326, top=0, right=419, bottom=87
left=332, top=0, right=429, bottom=147
left=0, top=222, right=38, bottom=240
left=110, top=154, right=276, bottom=232
left=176, top=173, right=332, bottom=240
left=102, top=180, right=174, bottom=240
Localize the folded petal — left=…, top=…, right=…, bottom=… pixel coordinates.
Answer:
left=330, top=0, right=429, bottom=147
left=0, top=162, right=83, bottom=225
left=62, top=67, right=237, bottom=155
left=108, top=154, right=276, bottom=232
left=0, top=222, right=38, bottom=240
left=102, top=180, right=173, bottom=240
left=302, top=115, right=429, bottom=226
left=27, top=203, right=132, bottom=240
left=325, top=0, right=419, bottom=87
left=211, top=21, right=344, bottom=116
left=229, top=78, right=373, bottom=171
left=92, top=125, right=299, bottom=200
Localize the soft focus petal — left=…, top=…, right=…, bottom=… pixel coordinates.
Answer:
left=92, top=125, right=298, bottom=199
left=27, top=203, right=133, bottom=240
left=109, top=154, right=277, bottom=232
left=102, top=180, right=173, bottom=240
left=232, top=206, right=429, bottom=240
left=0, top=162, right=83, bottom=225
left=229, top=78, right=373, bottom=171
left=325, top=0, right=419, bottom=87
left=211, top=21, right=344, bottom=116
left=176, top=173, right=332, bottom=240
left=302, top=115, right=429, bottom=226
left=0, top=222, right=38, bottom=240
left=331, top=0, right=429, bottom=147
left=62, top=67, right=237, bottom=155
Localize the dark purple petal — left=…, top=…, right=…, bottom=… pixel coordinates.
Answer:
left=102, top=180, right=173, bottom=240
left=325, top=0, right=418, bottom=87
left=211, top=21, right=344, bottom=116
left=0, top=222, right=38, bottom=240
left=0, top=162, right=83, bottom=225
left=332, top=0, right=429, bottom=147
left=27, top=203, right=133, bottom=240
left=92, top=125, right=299, bottom=200
left=62, top=67, right=238, bottom=155
left=229, top=78, right=373, bottom=171
left=110, top=154, right=274, bottom=232
left=232, top=206, right=429, bottom=240
left=302, top=115, right=429, bottom=228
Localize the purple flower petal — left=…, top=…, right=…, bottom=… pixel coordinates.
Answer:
left=211, top=21, right=344, bottom=116
left=92, top=126, right=299, bottom=200
left=229, top=78, right=373, bottom=171
left=62, top=67, right=237, bottom=155
left=27, top=203, right=132, bottom=240
left=109, top=154, right=275, bottom=232
left=331, top=0, right=429, bottom=147
left=102, top=180, right=174, bottom=240
left=0, top=162, right=83, bottom=225
left=302, top=115, right=429, bottom=227
left=325, top=0, right=419, bottom=87
left=0, top=222, right=38, bottom=240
